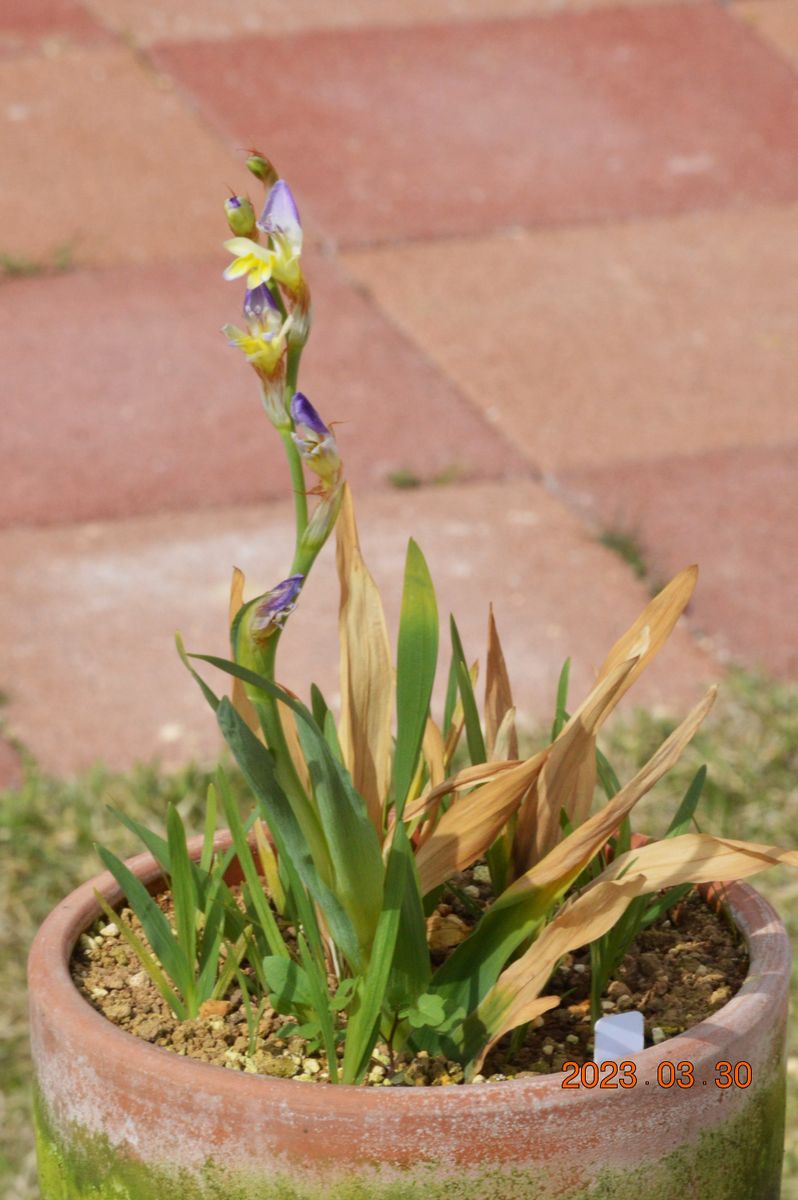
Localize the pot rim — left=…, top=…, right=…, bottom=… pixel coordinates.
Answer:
left=28, top=830, right=791, bottom=1111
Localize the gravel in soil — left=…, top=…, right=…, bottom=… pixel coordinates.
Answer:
left=71, top=878, right=747, bottom=1087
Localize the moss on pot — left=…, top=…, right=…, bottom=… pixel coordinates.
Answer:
left=34, top=1061, right=785, bottom=1200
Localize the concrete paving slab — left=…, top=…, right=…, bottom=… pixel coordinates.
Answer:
left=736, top=1, right=798, bottom=70
left=0, top=250, right=521, bottom=528
left=0, top=0, right=107, bottom=58
left=83, top=0, right=696, bottom=46
left=0, top=482, right=716, bottom=775
left=154, top=8, right=798, bottom=245
left=344, top=204, right=798, bottom=471
left=558, top=445, right=798, bottom=676
left=0, top=45, right=248, bottom=269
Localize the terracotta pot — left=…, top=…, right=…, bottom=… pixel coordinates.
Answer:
left=29, top=835, right=789, bottom=1200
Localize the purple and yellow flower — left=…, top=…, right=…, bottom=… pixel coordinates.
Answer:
left=249, top=573, right=305, bottom=644
left=224, top=181, right=305, bottom=321
left=222, top=318, right=287, bottom=380
left=223, top=237, right=276, bottom=289
left=291, top=392, right=341, bottom=487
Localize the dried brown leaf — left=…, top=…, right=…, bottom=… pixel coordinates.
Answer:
left=415, top=751, right=548, bottom=895
left=336, top=483, right=393, bottom=837
left=485, top=606, right=518, bottom=760
left=593, top=833, right=798, bottom=892
left=472, top=877, right=645, bottom=1072
left=594, top=565, right=698, bottom=711
left=228, top=567, right=261, bottom=734
left=506, top=687, right=717, bottom=903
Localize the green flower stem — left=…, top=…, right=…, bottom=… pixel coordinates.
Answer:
left=279, top=343, right=308, bottom=554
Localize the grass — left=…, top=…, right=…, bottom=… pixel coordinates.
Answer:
left=598, top=526, right=649, bottom=581
left=0, top=244, right=74, bottom=283
left=1, top=669, right=797, bottom=1197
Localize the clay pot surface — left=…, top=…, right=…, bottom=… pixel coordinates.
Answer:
left=29, top=835, right=789, bottom=1200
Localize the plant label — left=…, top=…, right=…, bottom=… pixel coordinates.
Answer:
left=593, top=1012, right=645, bottom=1065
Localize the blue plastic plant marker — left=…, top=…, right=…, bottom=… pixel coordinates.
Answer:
left=593, top=1012, right=645, bottom=1066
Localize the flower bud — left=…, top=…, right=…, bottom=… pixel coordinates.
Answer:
left=247, top=573, right=304, bottom=644
left=285, top=276, right=311, bottom=349
left=224, top=195, right=257, bottom=237
left=291, top=392, right=341, bottom=486
left=258, top=180, right=302, bottom=255
left=300, top=483, right=344, bottom=554
left=246, top=151, right=279, bottom=189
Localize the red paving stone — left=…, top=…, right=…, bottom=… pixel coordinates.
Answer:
left=344, top=204, right=798, bottom=471
left=0, top=250, right=523, bottom=529
left=0, top=483, right=716, bottom=774
left=0, top=46, right=248, bottom=269
left=558, top=445, right=798, bottom=676
left=83, top=0, right=690, bottom=46
left=0, top=0, right=107, bottom=56
left=155, top=7, right=798, bottom=245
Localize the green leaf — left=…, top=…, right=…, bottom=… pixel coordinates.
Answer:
left=385, top=831, right=430, bottom=1011
left=342, top=820, right=415, bottom=1084
left=310, top=682, right=330, bottom=731
left=201, top=782, right=217, bottom=873
left=197, top=654, right=385, bottom=964
left=261, top=956, right=314, bottom=1013
left=215, top=767, right=289, bottom=962
left=405, top=992, right=446, bottom=1029
left=166, top=804, right=198, bottom=1007
left=393, top=540, right=439, bottom=819
left=96, top=844, right=193, bottom=1001
left=442, top=648, right=459, bottom=735
left=666, top=766, right=706, bottom=838
left=551, top=658, right=571, bottom=741
left=294, top=707, right=385, bottom=959
left=215, top=697, right=362, bottom=970
left=450, top=616, right=486, bottom=766
left=94, top=890, right=186, bottom=1020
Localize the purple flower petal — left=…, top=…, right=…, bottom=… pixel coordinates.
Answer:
left=244, top=282, right=279, bottom=321
left=291, top=392, right=329, bottom=437
left=257, top=180, right=302, bottom=242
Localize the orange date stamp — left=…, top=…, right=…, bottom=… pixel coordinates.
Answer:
left=561, top=1060, right=753, bottom=1089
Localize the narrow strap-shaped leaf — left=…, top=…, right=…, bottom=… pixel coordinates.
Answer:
left=393, top=540, right=438, bottom=819
left=195, top=652, right=385, bottom=958
left=94, top=890, right=186, bottom=1020
left=166, top=803, right=198, bottom=1003
left=336, top=482, right=394, bottom=838
left=215, top=767, right=289, bottom=961
left=310, top=683, right=330, bottom=731
left=550, top=658, right=571, bottom=742
left=424, top=689, right=717, bottom=1031
left=450, top=618, right=487, bottom=768
left=485, top=606, right=517, bottom=760
left=666, top=765, right=706, bottom=837
left=200, top=782, right=217, bottom=874
left=216, top=699, right=362, bottom=970
left=96, top=845, right=193, bottom=999
left=341, top=820, right=414, bottom=1084
left=462, top=877, right=646, bottom=1073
